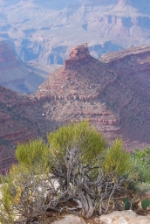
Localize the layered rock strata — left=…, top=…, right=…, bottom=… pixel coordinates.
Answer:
left=0, top=43, right=150, bottom=172
left=38, top=44, right=150, bottom=150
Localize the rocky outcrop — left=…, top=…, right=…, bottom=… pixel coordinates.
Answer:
left=100, top=46, right=150, bottom=148
left=39, top=43, right=116, bottom=101
left=64, top=43, right=91, bottom=69
left=0, top=43, right=150, bottom=172
left=38, top=44, right=150, bottom=150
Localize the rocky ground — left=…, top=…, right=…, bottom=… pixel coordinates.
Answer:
left=15, top=211, right=150, bottom=224
left=48, top=212, right=150, bottom=224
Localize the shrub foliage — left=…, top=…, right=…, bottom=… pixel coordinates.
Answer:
left=0, top=121, right=149, bottom=223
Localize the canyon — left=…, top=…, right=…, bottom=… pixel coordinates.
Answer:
left=0, top=42, right=60, bottom=93
left=1, top=0, right=150, bottom=64
left=0, top=43, right=150, bottom=173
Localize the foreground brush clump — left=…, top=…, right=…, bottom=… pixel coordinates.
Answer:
left=0, top=121, right=150, bottom=224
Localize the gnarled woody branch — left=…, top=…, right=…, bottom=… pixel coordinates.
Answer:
left=41, top=146, right=130, bottom=218
left=0, top=144, right=131, bottom=222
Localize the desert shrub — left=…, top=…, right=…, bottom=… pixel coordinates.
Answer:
left=0, top=183, right=15, bottom=224
left=47, top=120, right=106, bottom=166
left=132, top=148, right=150, bottom=182
left=0, top=121, right=145, bottom=222
left=135, top=182, right=150, bottom=194
left=0, top=139, right=50, bottom=223
left=128, top=147, right=150, bottom=195
left=46, top=124, right=132, bottom=217
left=102, top=139, right=131, bottom=176
left=15, top=139, right=50, bottom=173
left=0, top=163, right=52, bottom=223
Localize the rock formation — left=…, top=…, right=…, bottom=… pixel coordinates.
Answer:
left=0, top=43, right=150, bottom=173
left=64, top=43, right=91, bottom=69
left=0, top=86, right=39, bottom=173
left=38, top=43, right=150, bottom=150
left=0, top=42, right=60, bottom=94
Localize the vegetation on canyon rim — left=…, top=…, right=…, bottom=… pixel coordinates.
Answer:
left=0, top=121, right=150, bottom=223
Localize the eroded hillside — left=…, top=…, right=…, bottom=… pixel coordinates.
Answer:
left=0, top=43, right=150, bottom=173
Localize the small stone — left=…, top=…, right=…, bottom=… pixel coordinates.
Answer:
left=51, top=215, right=86, bottom=224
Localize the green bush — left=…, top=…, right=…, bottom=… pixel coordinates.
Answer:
left=0, top=121, right=108, bottom=221
left=128, top=147, right=150, bottom=195
left=131, top=148, right=150, bottom=182
left=47, top=120, right=106, bottom=166
left=15, top=139, right=49, bottom=173
left=1, top=121, right=149, bottom=222
left=0, top=181, right=15, bottom=224
left=102, top=139, right=131, bottom=176
left=134, top=182, right=150, bottom=193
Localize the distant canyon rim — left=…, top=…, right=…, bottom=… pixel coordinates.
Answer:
left=1, top=0, right=150, bottom=64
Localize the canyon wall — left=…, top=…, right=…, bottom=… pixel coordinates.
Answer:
left=0, top=43, right=150, bottom=172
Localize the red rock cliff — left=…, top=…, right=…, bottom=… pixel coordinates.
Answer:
left=0, top=43, right=150, bottom=173
left=64, top=43, right=91, bottom=69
